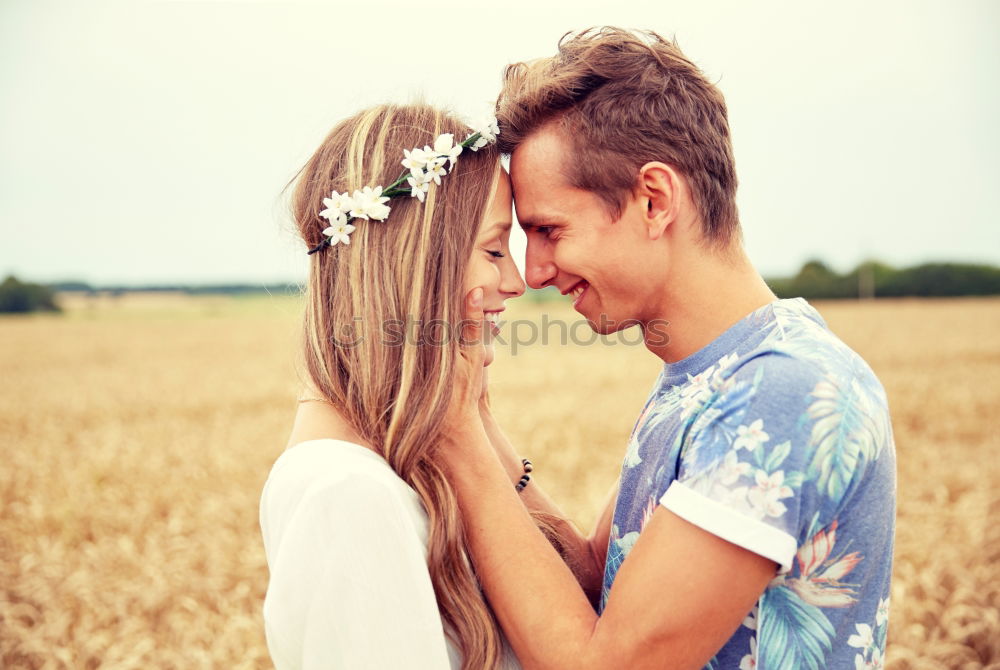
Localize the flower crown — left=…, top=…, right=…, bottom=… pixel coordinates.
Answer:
left=307, top=117, right=501, bottom=255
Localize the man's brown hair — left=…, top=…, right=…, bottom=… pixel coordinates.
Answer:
left=496, top=27, right=740, bottom=246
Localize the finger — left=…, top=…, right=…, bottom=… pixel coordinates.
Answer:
left=461, top=287, right=484, bottom=347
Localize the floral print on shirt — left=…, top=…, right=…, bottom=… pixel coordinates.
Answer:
left=600, top=299, right=896, bottom=670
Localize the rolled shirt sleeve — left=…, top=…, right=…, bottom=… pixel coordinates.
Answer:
left=658, top=351, right=836, bottom=573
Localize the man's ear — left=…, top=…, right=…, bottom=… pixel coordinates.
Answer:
left=637, top=162, right=682, bottom=240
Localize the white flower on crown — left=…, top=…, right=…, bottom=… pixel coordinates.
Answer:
left=424, top=156, right=448, bottom=185
left=401, top=147, right=430, bottom=174
left=406, top=171, right=432, bottom=203
left=468, top=116, right=500, bottom=150
left=431, top=133, right=463, bottom=167
left=309, top=117, right=500, bottom=255
left=319, top=190, right=354, bottom=225
left=349, top=185, right=391, bottom=221
left=401, top=133, right=462, bottom=192
left=322, top=219, right=356, bottom=246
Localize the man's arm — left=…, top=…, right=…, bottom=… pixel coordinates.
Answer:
left=479, top=404, right=617, bottom=607
left=444, top=425, right=776, bottom=670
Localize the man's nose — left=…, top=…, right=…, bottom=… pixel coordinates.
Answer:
left=524, top=239, right=557, bottom=290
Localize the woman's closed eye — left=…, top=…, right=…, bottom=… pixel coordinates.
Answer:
left=485, top=249, right=506, bottom=259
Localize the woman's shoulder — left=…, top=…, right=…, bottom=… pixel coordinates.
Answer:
left=260, top=439, right=428, bottom=547
left=268, top=438, right=394, bottom=479
left=263, top=438, right=417, bottom=507
left=260, top=440, right=455, bottom=669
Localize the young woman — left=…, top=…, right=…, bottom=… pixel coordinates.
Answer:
left=258, top=104, right=532, bottom=670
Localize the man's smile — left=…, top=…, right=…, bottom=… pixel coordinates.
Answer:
left=563, top=279, right=590, bottom=308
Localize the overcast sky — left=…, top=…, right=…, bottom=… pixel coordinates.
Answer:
left=1, top=0, right=998, bottom=285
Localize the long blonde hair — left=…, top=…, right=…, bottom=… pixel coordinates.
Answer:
left=290, top=104, right=505, bottom=670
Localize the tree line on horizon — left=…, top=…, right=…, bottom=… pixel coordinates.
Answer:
left=764, top=260, right=1000, bottom=300
left=2, top=260, right=1000, bottom=313
left=526, top=260, right=1000, bottom=302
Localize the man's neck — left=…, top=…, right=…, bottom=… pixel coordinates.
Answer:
left=642, top=248, right=777, bottom=364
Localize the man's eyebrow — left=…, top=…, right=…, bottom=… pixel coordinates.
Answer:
left=518, top=215, right=564, bottom=230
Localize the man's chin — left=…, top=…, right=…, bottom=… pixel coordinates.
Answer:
left=583, top=312, right=634, bottom=336
left=586, top=321, right=618, bottom=336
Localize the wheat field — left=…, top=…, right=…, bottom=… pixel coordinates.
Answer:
left=1, top=294, right=997, bottom=669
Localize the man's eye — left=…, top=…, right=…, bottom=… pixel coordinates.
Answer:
left=535, top=226, right=554, bottom=236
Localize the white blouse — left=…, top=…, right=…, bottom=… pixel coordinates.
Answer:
left=259, top=438, right=520, bottom=670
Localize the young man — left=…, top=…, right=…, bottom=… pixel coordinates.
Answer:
left=443, top=28, right=896, bottom=669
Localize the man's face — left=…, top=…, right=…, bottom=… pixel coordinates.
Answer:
left=510, top=126, right=652, bottom=333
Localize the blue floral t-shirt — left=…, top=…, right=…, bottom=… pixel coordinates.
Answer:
left=600, top=298, right=896, bottom=670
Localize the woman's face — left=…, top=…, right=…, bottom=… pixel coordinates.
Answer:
left=465, top=170, right=525, bottom=366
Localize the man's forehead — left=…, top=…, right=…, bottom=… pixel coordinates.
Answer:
left=509, top=127, right=569, bottom=183
left=510, top=132, right=575, bottom=223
